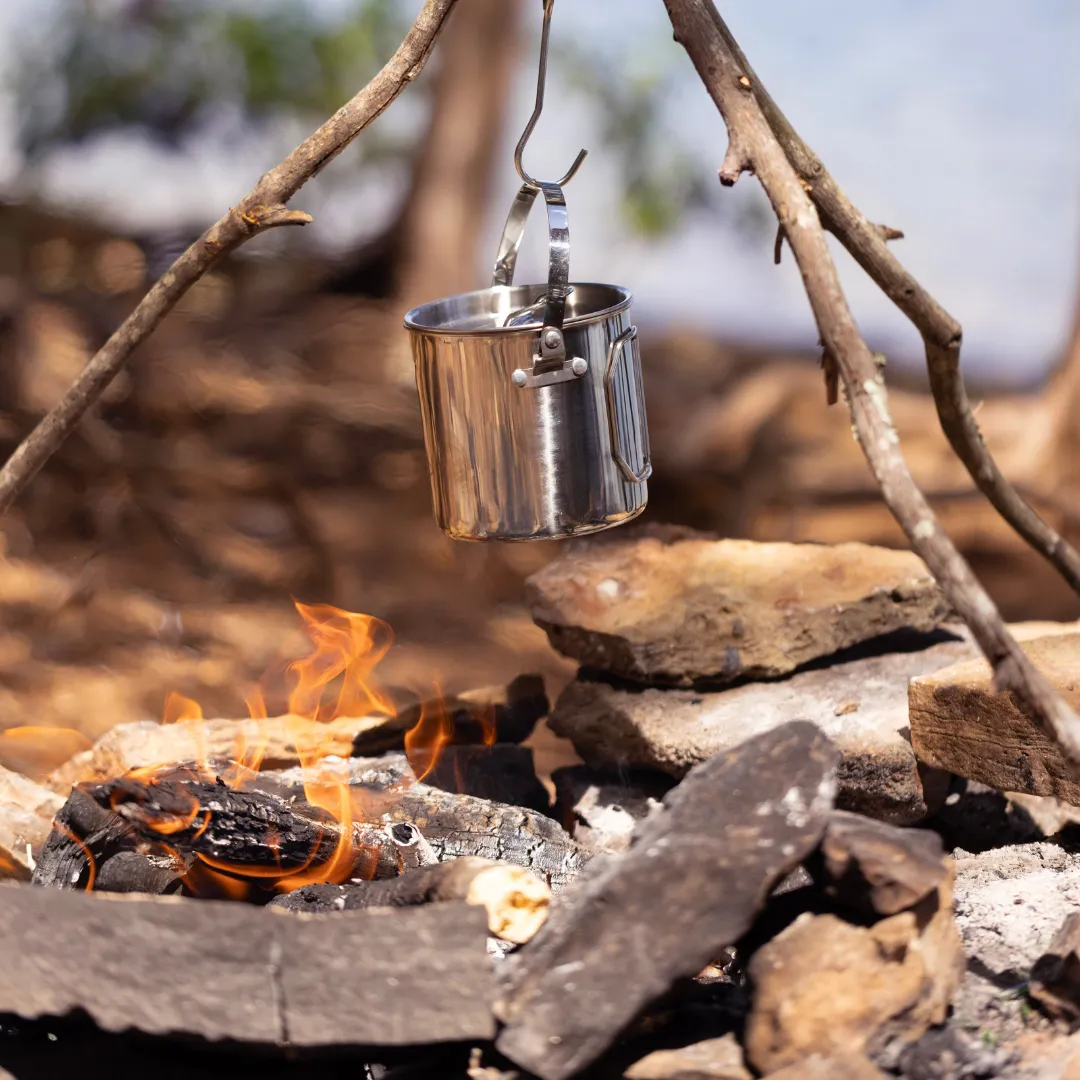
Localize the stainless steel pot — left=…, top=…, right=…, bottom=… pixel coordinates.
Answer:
left=404, top=181, right=651, bottom=542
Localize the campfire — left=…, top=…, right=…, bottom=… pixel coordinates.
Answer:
left=3, top=530, right=1080, bottom=1080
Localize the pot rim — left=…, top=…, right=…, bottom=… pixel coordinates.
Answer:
left=403, top=282, right=632, bottom=335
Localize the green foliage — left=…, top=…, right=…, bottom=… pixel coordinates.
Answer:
left=14, top=0, right=407, bottom=157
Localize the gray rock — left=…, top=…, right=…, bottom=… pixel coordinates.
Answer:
left=495, top=721, right=841, bottom=1080
left=549, top=636, right=973, bottom=824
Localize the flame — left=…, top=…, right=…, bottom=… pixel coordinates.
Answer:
left=23, top=599, right=479, bottom=900
left=404, top=695, right=453, bottom=783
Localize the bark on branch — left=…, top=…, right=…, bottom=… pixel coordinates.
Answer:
left=660, top=0, right=1080, bottom=769
left=702, top=12, right=1080, bottom=596
left=0, top=0, right=461, bottom=514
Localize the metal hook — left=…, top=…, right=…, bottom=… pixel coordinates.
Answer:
left=513, top=0, right=588, bottom=189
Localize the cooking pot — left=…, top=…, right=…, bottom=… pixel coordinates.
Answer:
left=404, top=180, right=651, bottom=541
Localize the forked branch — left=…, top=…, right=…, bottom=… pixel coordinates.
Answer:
left=704, top=13, right=1080, bottom=596
left=661, top=0, right=1080, bottom=768
left=0, top=0, right=461, bottom=514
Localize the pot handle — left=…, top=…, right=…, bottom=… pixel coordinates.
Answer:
left=492, top=181, right=571, bottom=365
left=605, top=325, right=652, bottom=484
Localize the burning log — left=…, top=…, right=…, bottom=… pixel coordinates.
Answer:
left=260, top=760, right=590, bottom=889
left=494, top=722, right=841, bottom=1080
left=33, top=777, right=400, bottom=895
left=0, top=884, right=497, bottom=1048
left=45, top=675, right=549, bottom=793
left=270, top=855, right=551, bottom=944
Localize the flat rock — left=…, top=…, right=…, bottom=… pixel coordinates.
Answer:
left=623, top=1033, right=751, bottom=1080
left=744, top=869, right=963, bottom=1073
left=766, top=1053, right=887, bottom=1080
left=910, top=633, right=1080, bottom=805
left=495, top=721, right=840, bottom=1080
left=549, top=635, right=972, bottom=824
left=0, top=884, right=495, bottom=1046
left=0, top=765, right=64, bottom=881
left=526, top=531, right=950, bottom=686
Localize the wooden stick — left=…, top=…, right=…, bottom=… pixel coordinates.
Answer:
left=0, top=0, right=461, bottom=514
left=702, top=14, right=1080, bottom=597
left=272, top=855, right=552, bottom=944
left=385, top=821, right=439, bottom=871
left=659, top=0, right=1080, bottom=772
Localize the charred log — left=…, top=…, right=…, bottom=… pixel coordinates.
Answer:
left=259, top=760, right=590, bottom=889
left=270, top=855, right=551, bottom=943
left=34, top=777, right=400, bottom=894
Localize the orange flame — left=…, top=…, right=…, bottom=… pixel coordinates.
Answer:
left=404, top=695, right=454, bottom=783
left=22, top=599, right=474, bottom=899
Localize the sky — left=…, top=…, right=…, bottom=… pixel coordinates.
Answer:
left=0, top=0, right=1078, bottom=384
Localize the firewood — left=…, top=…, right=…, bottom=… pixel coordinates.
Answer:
left=0, top=884, right=496, bottom=1047
left=387, top=821, right=439, bottom=870
left=34, top=777, right=399, bottom=894
left=271, top=855, right=551, bottom=943
left=46, top=675, right=548, bottom=793
left=260, top=760, right=590, bottom=889
left=494, top=721, right=841, bottom=1080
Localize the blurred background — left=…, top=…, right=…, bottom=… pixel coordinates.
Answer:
left=0, top=0, right=1077, bottom=745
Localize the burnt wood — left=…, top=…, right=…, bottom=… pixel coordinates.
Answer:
left=270, top=856, right=500, bottom=912
left=34, top=778, right=399, bottom=894
left=494, top=721, right=841, bottom=1080
left=0, top=884, right=495, bottom=1047
left=260, top=764, right=589, bottom=889
left=32, top=785, right=135, bottom=890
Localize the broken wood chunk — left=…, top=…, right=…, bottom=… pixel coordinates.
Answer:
left=623, top=1033, right=751, bottom=1079
left=387, top=821, right=439, bottom=870
left=270, top=855, right=551, bottom=943
left=0, top=764, right=63, bottom=881
left=1029, top=911, right=1080, bottom=1020
left=550, top=635, right=969, bottom=825
left=744, top=869, right=964, bottom=1073
left=551, top=765, right=669, bottom=853
left=526, top=530, right=950, bottom=686
left=0, top=885, right=496, bottom=1047
left=910, top=632, right=1080, bottom=804
left=818, top=809, right=949, bottom=917
left=93, top=850, right=186, bottom=896
left=46, top=675, right=548, bottom=794
left=494, top=721, right=841, bottom=1080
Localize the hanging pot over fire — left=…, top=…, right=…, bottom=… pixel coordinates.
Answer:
left=403, top=0, right=651, bottom=542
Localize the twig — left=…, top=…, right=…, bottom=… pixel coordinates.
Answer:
left=660, top=0, right=1080, bottom=769
left=695, top=9, right=1080, bottom=597
left=0, top=0, right=461, bottom=514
